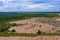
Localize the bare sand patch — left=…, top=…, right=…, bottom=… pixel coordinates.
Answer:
left=56, top=18, right=60, bottom=21
left=0, top=36, right=60, bottom=40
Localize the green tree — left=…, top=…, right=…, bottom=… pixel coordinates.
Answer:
left=0, top=23, right=10, bottom=32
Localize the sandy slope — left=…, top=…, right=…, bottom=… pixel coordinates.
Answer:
left=0, top=36, right=60, bottom=40
left=33, top=36, right=60, bottom=40
left=9, top=17, right=60, bottom=34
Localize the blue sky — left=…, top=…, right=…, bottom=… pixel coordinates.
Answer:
left=0, top=0, right=60, bottom=12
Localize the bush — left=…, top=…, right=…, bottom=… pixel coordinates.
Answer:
left=11, top=23, right=16, bottom=26
left=11, top=29, right=16, bottom=32
left=39, top=25, right=41, bottom=27
left=37, top=30, right=41, bottom=34
left=0, top=24, right=10, bottom=32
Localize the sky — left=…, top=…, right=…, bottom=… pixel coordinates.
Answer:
left=0, top=0, right=60, bottom=12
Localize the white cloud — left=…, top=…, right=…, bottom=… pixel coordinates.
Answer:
left=0, top=0, right=59, bottom=12
left=22, top=4, right=55, bottom=10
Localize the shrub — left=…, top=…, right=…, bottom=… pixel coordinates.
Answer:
left=11, top=23, right=16, bottom=26
left=11, top=29, right=16, bottom=32
left=37, top=30, right=41, bottom=34
left=39, top=25, right=41, bottom=27
left=0, top=24, right=10, bottom=32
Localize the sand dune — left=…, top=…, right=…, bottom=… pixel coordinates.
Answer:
left=1, top=17, right=60, bottom=40
left=9, top=17, right=60, bottom=34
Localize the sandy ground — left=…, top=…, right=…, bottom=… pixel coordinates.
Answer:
left=0, top=17, right=60, bottom=40
left=56, top=18, right=60, bottom=21
left=0, top=36, right=60, bottom=40
left=9, top=17, right=60, bottom=34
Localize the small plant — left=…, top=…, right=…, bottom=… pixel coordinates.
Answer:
left=37, top=30, right=41, bottom=34
left=11, top=23, right=17, bottom=26
left=11, top=29, right=16, bottom=33
left=52, top=28, right=55, bottom=30
left=39, top=25, right=41, bottom=27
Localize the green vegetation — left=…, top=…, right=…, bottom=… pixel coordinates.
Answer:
left=11, top=29, right=16, bottom=33
left=0, top=12, right=59, bottom=22
left=0, top=32, right=60, bottom=37
left=0, top=23, right=10, bottom=32
left=7, top=23, right=26, bottom=27
left=0, top=32, right=38, bottom=37
left=11, top=23, right=17, bottom=26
